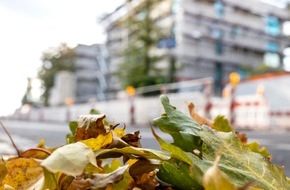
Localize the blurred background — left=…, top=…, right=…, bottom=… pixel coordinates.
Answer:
left=1, top=0, right=290, bottom=175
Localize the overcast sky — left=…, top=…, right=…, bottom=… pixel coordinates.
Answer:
left=0, top=0, right=125, bottom=116
left=0, top=0, right=288, bottom=116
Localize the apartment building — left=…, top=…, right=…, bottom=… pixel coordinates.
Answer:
left=48, top=44, right=109, bottom=105
left=73, top=44, right=109, bottom=103
left=101, top=0, right=290, bottom=95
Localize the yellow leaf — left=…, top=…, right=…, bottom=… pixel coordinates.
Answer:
left=103, top=158, right=122, bottom=173
left=1, top=158, right=43, bottom=190
left=126, top=159, right=138, bottom=166
left=41, top=142, right=99, bottom=176
left=82, top=132, right=113, bottom=151
left=203, top=155, right=236, bottom=190
left=0, top=158, right=7, bottom=184
left=113, top=128, right=125, bottom=137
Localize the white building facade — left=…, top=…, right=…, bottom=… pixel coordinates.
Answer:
left=73, top=44, right=109, bottom=103
left=101, top=0, right=290, bottom=95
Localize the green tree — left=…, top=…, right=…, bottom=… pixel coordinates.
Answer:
left=37, top=43, right=75, bottom=106
left=21, top=77, right=33, bottom=105
left=117, top=0, right=173, bottom=89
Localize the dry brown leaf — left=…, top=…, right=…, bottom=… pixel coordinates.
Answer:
left=188, top=102, right=213, bottom=128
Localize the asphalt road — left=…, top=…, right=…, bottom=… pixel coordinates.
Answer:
left=1, top=119, right=290, bottom=176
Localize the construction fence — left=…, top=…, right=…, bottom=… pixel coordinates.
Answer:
left=10, top=78, right=290, bottom=130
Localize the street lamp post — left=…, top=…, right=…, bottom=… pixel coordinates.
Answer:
left=65, top=97, right=74, bottom=122
left=229, top=72, right=240, bottom=127
left=203, top=82, right=213, bottom=119
left=126, top=86, right=136, bottom=125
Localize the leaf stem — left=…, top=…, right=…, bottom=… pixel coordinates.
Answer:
left=0, top=120, right=20, bottom=157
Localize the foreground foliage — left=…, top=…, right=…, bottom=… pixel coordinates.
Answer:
left=1, top=95, right=290, bottom=189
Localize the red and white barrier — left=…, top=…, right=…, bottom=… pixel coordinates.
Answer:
left=208, top=95, right=271, bottom=130
left=270, top=110, right=290, bottom=130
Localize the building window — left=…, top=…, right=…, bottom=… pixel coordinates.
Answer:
left=157, top=36, right=176, bottom=49
left=214, top=0, right=224, bottom=19
left=211, top=28, right=224, bottom=39
left=266, top=41, right=279, bottom=53
left=211, top=28, right=224, bottom=55
left=265, top=15, right=280, bottom=36
left=215, top=41, right=223, bottom=55
left=230, top=26, right=239, bottom=38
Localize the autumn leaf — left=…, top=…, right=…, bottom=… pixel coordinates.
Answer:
left=103, top=159, right=134, bottom=190
left=188, top=102, right=213, bottom=128
left=85, top=165, right=129, bottom=189
left=129, top=158, right=159, bottom=178
left=0, top=158, right=7, bottom=184
left=129, top=159, right=159, bottom=190
left=134, top=171, right=159, bottom=190
left=41, top=142, right=100, bottom=176
left=67, top=121, right=78, bottom=143
left=1, top=157, right=43, bottom=190
left=81, top=132, right=113, bottom=151
left=95, top=146, right=170, bottom=161
left=246, top=141, right=271, bottom=158
left=203, top=155, right=236, bottom=190
left=213, top=115, right=233, bottom=132
left=121, top=131, right=141, bottom=147
left=113, top=127, right=125, bottom=137
left=42, top=167, right=58, bottom=190
left=20, top=148, right=51, bottom=159
left=75, top=114, right=109, bottom=141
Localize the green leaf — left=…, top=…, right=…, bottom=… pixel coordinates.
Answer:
left=152, top=127, right=204, bottom=188
left=153, top=95, right=202, bottom=153
left=69, top=121, right=78, bottom=135
left=157, top=161, right=203, bottom=190
left=199, top=126, right=290, bottom=189
left=67, top=121, right=78, bottom=144
left=66, top=134, right=75, bottom=144
left=246, top=141, right=271, bottom=158
left=154, top=95, right=290, bottom=190
left=41, top=168, right=58, bottom=190
left=69, top=121, right=78, bottom=134
left=90, top=108, right=101, bottom=115
left=129, top=159, right=159, bottom=177
left=213, top=115, right=233, bottom=132
left=41, top=142, right=99, bottom=176
left=103, top=158, right=122, bottom=173
left=151, top=126, right=194, bottom=166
